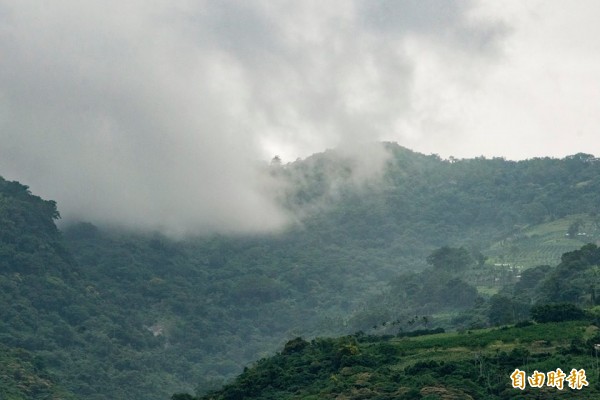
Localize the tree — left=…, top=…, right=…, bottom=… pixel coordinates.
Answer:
left=568, top=220, right=582, bottom=237
left=530, top=303, right=586, bottom=323
left=271, top=155, right=282, bottom=166
left=488, top=295, right=530, bottom=325
left=171, top=394, right=195, bottom=400
left=282, top=337, right=308, bottom=355
left=436, top=278, right=479, bottom=308
left=426, top=246, right=474, bottom=271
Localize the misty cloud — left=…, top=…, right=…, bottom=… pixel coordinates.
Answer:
left=0, top=1, right=510, bottom=234
left=359, top=0, right=505, bottom=51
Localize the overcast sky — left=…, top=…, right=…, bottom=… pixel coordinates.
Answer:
left=1, top=1, right=599, bottom=233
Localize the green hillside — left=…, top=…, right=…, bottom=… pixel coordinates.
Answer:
left=0, top=178, right=192, bottom=399
left=4, top=145, right=600, bottom=399
left=0, top=344, right=76, bottom=400
left=191, top=320, right=600, bottom=399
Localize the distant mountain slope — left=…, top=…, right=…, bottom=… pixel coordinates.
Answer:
left=0, top=178, right=80, bottom=399
left=281, top=144, right=600, bottom=252
left=4, top=144, right=600, bottom=399
left=0, top=177, right=190, bottom=400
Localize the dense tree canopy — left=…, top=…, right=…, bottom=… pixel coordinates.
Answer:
left=426, top=246, right=474, bottom=271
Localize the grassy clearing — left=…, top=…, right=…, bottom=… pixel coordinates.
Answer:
left=476, top=286, right=499, bottom=296
left=485, top=214, right=600, bottom=269
left=381, top=321, right=590, bottom=369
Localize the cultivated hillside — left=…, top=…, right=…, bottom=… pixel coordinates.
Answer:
left=192, top=319, right=600, bottom=399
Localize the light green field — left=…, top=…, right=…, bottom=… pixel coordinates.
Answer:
left=485, top=214, right=600, bottom=269
left=379, top=320, right=595, bottom=372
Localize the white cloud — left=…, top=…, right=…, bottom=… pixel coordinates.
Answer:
left=399, top=0, right=600, bottom=159
left=1, top=1, right=596, bottom=233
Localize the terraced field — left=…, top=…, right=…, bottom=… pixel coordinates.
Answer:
left=486, top=214, right=600, bottom=269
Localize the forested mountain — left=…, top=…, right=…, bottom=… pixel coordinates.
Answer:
left=2, top=144, right=600, bottom=399
left=0, top=178, right=79, bottom=399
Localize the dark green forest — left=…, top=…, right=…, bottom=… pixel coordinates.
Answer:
left=3, top=144, right=600, bottom=399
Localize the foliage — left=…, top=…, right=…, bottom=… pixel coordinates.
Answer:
left=537, top=244, right=600, bottom=305
left=530, top=303, right=588, bottom=323
left=0, top=343, right=76, bottom=400
left=488, top=295, right=531, bottom=326
left=282, top=337, right=309, bottom=355
left=4, top=145, right=600, bottom=399
left=426, top=246, right=474, bottom=271
left=187, top=320, right=600, bottom=400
